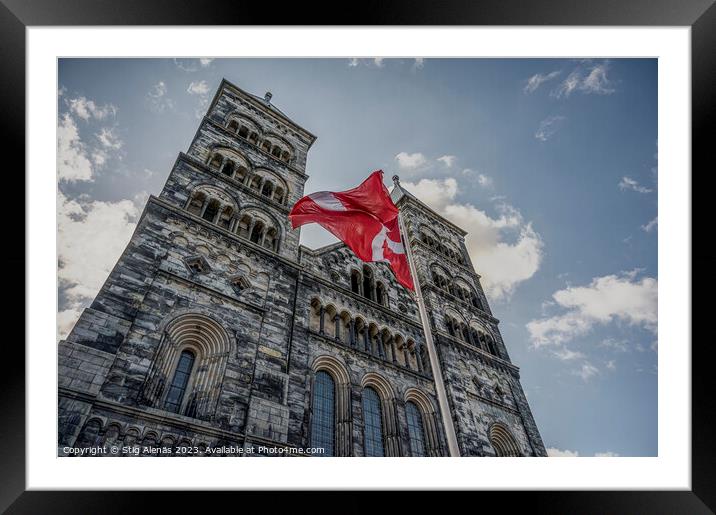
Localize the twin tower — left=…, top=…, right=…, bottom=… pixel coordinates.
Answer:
left=58, top=78, right=546, bottom=457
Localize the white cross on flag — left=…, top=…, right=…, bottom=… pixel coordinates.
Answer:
left=288, top=170, right=415, bottom=290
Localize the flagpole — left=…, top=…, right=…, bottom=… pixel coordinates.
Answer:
left=395, top=179, right=461, bottom=457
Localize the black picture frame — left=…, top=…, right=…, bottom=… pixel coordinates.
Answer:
left=3, top=0, right=713, bottom=512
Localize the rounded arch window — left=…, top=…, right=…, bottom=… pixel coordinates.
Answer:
left=362, top=387, right=385, bottom=457
left=406, top=401, right=426, bottom=457
left=163, top=349, right=196, bottom=414
left=310, top=370, right=336, bottom=457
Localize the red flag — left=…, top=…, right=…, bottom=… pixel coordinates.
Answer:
left=289, top=170, right=415, bottom=290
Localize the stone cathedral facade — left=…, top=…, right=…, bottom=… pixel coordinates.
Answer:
left=58, top=79, right=546, bottom=457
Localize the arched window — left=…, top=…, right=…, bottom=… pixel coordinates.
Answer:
left=264, top=227, right=279, bottom=251
left=220, top=160, right=235, bottom=176
left=310, top=370, right=336, bottom=457
left=261, top=181, right=274, bottom=198
left=163, top=350, right=195, bottom=414
left=227, top=120, right=239, bottom=133
left=446, top=316, right=456, bottom=337
left=236, top=214, right=251, bottom=238
left=273, top=186, right=285, bottom=204
left=489, top=424, right=521, bottom=457
left=261, top=140, right=272, bottom=153
left=350, top=269, right=361, bottom=294
left=238, top=125, right=249, bottom=138
left=248, top=175, right=262, bottom=190
left=250, top=221, right=265, bottom=243
left=362, top=266, right=374, bottom=301
left=186, top=192, right=206, bottom=216
left=235, top=165, right=248, bottom=183
left=141, top=314, right=233, bottom=421
left=208, top=153, right=223, bottom=169
left=202, top=199, right=220, bottom=222
left=362, top=387, right=385, bottom=457
left=217, top=206, right=233, bottom=230
left=406, top=401, right=426, bottom=457
left=376, top=282, right=386, bottom=306
left=486, top=336, right=498, bottom=356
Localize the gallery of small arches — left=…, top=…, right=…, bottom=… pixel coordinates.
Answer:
left=431, top=264, right=483, bottom=310
left=444, top=314, right=500, bottom=357
left=308, top=360, right=443, bottom=457
left=206, top=146, right=290, bottom=205
left=308, top=298, right=427, bottom=375
left=72, top=418, right=234, bottom=456
left=185, top=188, right=281, bottom=252
left=419, top=227, right=466, bottom=265
left=224, top=114, right=294, bottom=165
left=350, top=265, right=387, bottom=306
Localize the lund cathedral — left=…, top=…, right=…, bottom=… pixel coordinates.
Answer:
left=58, top=79, right=547, bottom=457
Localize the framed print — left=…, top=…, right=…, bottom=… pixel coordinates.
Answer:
left=4, top=0, right=714, bottom=512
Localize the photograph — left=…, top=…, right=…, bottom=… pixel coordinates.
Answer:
left=56, top=57, right=658, bottom=459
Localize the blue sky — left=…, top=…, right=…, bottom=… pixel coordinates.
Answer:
left=58, top=58, right=658, bottom=457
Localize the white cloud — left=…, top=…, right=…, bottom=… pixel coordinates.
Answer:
left=573, top=362, right=600, bottom=381
left=58, top=191, right=143, bottom=337
left=437, top=155, right=456, bottom=167
left=187, top=80, right=210, bottom=96
left=527, top=270, right=658, bottom=347
left=395, top=152, right=427, bottom=170
left=599, top=338, right=629, bottom=353
left=552, top=61, right=615, bottom=98
left=477, top=173, right=493, bottom=188
left=373, top=58, right=385, bottom=67
left=642, top=216, right=658, bottom=232
left=413, top=58, right=425, bottom=69
left=173, top=58, right=212, bottom=72
left=606, top=360, right=616, bottom=371
left=347, top=58, right=359, bottom=67
left=535, top=115, right=566, bottom=141
left=552, top=348, right=585, bottom=361
left=92, top=150, right=107, bottom=167
left=547, top=447, right=580, bottom=457
left=619, top=176, right=652, bottom=194
left=548, top=448, right=620, bottom=457
left=524, top=70, right=561, bottom=93
left=401, top=178, right=543, bottom=300
left=96, top=127, right=123, bottom=150
left=57, top=113, right=93, bottom=183
left=185, top=80, right=211, bottom=119
left=147, top=81, right=173, bottom=113
left=67, top=96, right=117, bottom=121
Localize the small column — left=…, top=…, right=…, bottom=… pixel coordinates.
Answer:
left=319, top=307, right=325, bottom=335
left=415, top=345, right=424, bottom=374
left=334, top=315, right=341, bottom=342
left=389, top=336, right=397, bottom=365
left=363, top=329, right=370, bottom=353
left=377, top=335, right=386, bottom=360
left=199, top=199, right=209, bottom=218
left=349, top=320, right=356, bottom=347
